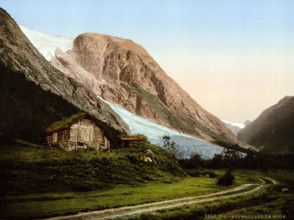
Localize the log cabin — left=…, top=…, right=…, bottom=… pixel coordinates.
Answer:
left=46, top=113, right=110, bottom=151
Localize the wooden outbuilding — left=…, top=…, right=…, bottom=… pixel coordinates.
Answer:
left=46, top=113, right=110, bottom=151
left=118, top=135, right=147, bottom=147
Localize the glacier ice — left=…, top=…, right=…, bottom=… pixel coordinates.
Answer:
left=99, top=97, right=224, bottom=159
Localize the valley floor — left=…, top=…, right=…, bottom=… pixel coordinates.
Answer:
left=0, top=171, right=251, bottom=219
left=2, top=169, right=292, bottom=220
left=127, top=170, right=294, bottom=220
left=44, top=176, right=272, bottom=220
left=0, top=143, right=293, bottom=219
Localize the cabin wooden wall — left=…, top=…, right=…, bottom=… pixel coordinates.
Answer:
left=46, top=129, right=70, bottom=147
left=46, top=118, right=110, bottom=151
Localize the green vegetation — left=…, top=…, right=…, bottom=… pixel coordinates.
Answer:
left=119, top=134, right=148, bottom=140
left=129, top=170, right=294, bottom=220
left=237, top=96, right=294, bottom=154
left=0, top=175, right=233, bottom=220
left=46, top=112, right=86, bottom=132
left=0, top=141, right=184, bottom=195
left=217, top=169, right=234, bottom=186
left=0, top=141, right=255, bottom=219
left=0, top=64, right=80, bottom=144
left=162, top=135, right=177, bottom=155
left=214, top=170, right=294, bottom=219
left=180, top=149, right=294, bottom=170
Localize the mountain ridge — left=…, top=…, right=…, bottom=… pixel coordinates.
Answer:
left=238, top=96, right=294, bottom=153
left=44, top=31, right=248, bottom=150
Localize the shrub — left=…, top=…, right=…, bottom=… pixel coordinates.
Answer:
left=208, top=171, right=217, bottom=178
left=187, top=170, right=201, bottom=177
left=217, top=169, right=234, bottom=186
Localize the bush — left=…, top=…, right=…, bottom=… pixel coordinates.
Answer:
left=208, top=171, right=217, bottom=178
left=217, top=170, right=234, bottom=186
left=187, top=170, right=201, bottom=177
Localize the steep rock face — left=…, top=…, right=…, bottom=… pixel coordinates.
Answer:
left=49, top=32, right=246, bottom=149
left=0, top=8, right=129, bottom=143
left=238, top=96, right=294, bottom=153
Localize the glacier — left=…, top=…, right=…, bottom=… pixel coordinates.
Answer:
left=19, top=25, right=73, bottom=61
left=99, top=97, right=224, bottom=159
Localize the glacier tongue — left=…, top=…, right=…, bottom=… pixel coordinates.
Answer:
left=19, top=25, right=73, bottom=61
left=99, top=97, right=224, bottom=159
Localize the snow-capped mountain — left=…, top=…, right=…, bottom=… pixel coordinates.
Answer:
left=19, top=25, right=73, bottom=61
left=100, top=97, right=224, bottom=159
left=19, top=24, right=253, bottom=157
left=221, top=120, right=246, bottom=129
left=221, top=119, right=250, bottom=136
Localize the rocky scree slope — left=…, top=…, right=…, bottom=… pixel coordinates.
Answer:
left=49, top=32, right=247, bottom=150
left=0, top=8, right=129, bottom=144
left=238, top=96, right=294, bottom=153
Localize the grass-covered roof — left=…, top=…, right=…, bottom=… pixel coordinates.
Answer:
left=46, top=112, right=86, bottom=133
left=119, top=134, right=148, bottom=141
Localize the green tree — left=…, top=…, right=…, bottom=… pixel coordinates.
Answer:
left=163, top=135, right=170, bottom=148
left=221, top=148, right=242, bottom=169
left=217, top=169, right=234, bottom=186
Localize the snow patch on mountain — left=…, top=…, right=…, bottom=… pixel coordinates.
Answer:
left=221, top=119, right=250, bottom=136
left=221, top=120, right=246, bottom=129
left=99, top=97, right=224, bottom=159
left=19, top=25, right=73, bottom=61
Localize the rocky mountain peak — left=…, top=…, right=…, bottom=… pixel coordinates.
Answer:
left=49, top=31, right=247, bottom=150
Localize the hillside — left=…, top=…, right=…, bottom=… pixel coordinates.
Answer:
left=20, top=26, right=249, bottom=152
left=0, top=8, right=129, bottom=144
left=238, top=96, right=294, bottom=153
left=0, top=141, right=185, bottom=195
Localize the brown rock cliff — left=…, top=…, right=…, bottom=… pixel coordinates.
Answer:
left=50, top=32, right=245, bottom=149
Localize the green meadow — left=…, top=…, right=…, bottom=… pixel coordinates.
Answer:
left=0, top=141, right=257, bottom=219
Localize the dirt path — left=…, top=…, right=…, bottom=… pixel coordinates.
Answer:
left=45, top=177, right=275, bottom=220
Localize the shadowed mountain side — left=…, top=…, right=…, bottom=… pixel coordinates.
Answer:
left=0, top=8, right=129, bottom=144
left=238, top=96, right=294, bottom=153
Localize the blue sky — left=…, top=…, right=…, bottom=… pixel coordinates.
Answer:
left=1, top=0, right=294, bottom=122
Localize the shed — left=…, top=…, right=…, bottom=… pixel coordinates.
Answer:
left=46, top=113, right=110, bottom=151
left=118, top=135, right=147, bottom=147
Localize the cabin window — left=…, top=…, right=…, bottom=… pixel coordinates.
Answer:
left=77, top=142, right=84, bottom=146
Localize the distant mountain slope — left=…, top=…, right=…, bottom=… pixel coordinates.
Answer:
left=238, top=96, right=294, bottom=153
left=19, top=26, right=251, bottom=152
left=0, top=8, right=129, bottom=144
left=221, top=120, right=250, bottom=136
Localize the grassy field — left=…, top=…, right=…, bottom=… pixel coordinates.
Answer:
left=0, top=175, right=241, bottom=219
left=0, top=142, right=256, bottom=219
left=0, top=170, right=255, bottom=219
left=0, top=140, right=185, bottom=195
left=131, top=170, right=294, bottom=220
